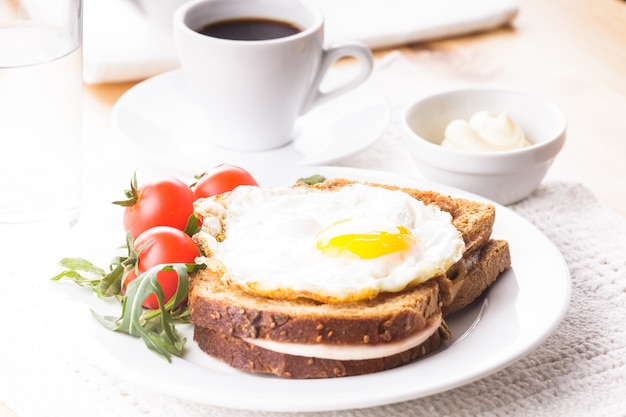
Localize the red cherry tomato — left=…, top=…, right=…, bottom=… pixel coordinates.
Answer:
left=123, top=226, right=200, bottom=309
left=193, top=164, right=259, bottom=199
left=118, top=176, right=195, bottom=239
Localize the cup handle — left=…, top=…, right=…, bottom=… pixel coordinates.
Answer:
left=301, top=41, right=374, bottom=115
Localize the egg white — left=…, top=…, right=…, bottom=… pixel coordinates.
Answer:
left=194, top=183, right=465, bottom=303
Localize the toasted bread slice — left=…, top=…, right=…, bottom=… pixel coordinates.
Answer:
left=189, top=179, right=511, bottom=378
left=190, top=270, right=443, bottom=345
left=194, top=323, right=448, bottom=378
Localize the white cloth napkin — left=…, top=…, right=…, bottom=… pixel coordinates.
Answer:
left=2, top=52, right=624, bottom=417
left=83, top=0, right=519, bottom=84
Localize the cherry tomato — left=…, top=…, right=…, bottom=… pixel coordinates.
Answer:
left=117, top=176, right=195, bottom=239
left=124, top=226, right=200, bottom=309
left=193, top=164, right=259, bottom=199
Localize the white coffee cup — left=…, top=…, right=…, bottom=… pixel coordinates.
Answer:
left=173, top=0, right=374, bottom=152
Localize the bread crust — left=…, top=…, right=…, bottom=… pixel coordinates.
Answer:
left=442, top=239, right=511, bottom=316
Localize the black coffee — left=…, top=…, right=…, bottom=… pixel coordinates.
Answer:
left=198, top=18, right=302, bottom=41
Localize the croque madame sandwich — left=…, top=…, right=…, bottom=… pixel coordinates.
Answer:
left=189, top=178, right=511, bottom=378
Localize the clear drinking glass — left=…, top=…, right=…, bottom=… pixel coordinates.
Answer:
left=0, top=0, right=83, bottom=228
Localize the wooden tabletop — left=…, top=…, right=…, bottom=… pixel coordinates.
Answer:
left=85, top=0, right=626, bottom=216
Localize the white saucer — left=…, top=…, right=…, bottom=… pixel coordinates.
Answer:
left=112, top=70, right=390, bottom=174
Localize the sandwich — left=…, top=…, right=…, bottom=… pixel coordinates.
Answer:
left=189, top=178, right=511, bottom=378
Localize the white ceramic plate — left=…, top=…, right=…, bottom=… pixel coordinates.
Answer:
left=59, top=166, right=570, bottom=413
left=111, top=70, right=390, bottom=175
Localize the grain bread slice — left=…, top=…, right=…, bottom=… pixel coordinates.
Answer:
left=194, top=323, right=448, bottom=378
left=189, top=179, right=511, bottom=378
left=190, top=271, right=443, bottom=346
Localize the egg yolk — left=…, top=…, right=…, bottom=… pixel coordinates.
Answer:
left=316, top=219, right=416, bottom=259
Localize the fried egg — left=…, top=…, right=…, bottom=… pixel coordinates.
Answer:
left=194, top=183, right=465, bottom=303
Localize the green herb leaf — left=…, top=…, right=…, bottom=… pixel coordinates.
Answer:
left=93, top=263, right=196, bottom=362
left=52, top=247, right=133, bottom=300
left=55, top=257, right=106, bottom=277
left=51, top=234, right=203, bottom=362
left=99, top=233, right=138, bottom=297
left=98, top=263, right=125, bottom=297
left=183, top=213, right=201, bottom=237
left=296, top=174, right=326, bottom=185
left=51, top=257, right=109, bottom=298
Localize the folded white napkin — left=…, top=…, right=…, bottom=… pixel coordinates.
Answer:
left=83, top=0, right=519, bottom=84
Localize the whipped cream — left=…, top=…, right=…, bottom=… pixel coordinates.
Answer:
left=441, top=111, right=530, bottom=151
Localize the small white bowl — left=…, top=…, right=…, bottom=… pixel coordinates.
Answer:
left=402, top=88, right=567, bottom=205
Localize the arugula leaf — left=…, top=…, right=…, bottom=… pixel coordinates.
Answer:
left=52, top=235, right=200, bottom=362
left=296, top=174, right=326, bottom=185
left=183, top=213, right=201, bottom=237
left=51, top=257, right=121, bottom=299
left=91, top=263, right=195, bottom=362
left=51, top=234, right=136, bottom=299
